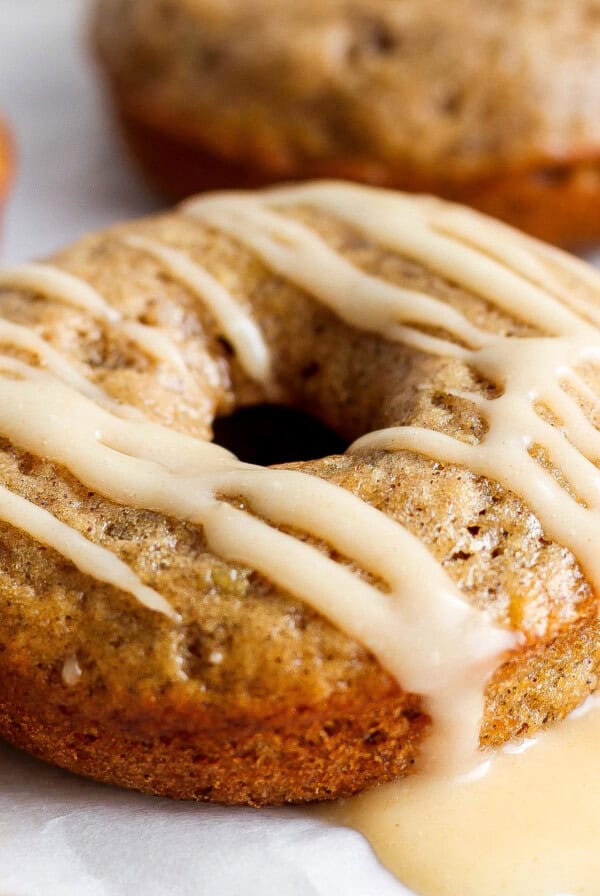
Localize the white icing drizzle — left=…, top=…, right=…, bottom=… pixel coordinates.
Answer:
left=118, top=320, right=189, bottom=376
left=185, top=195, right=493, bottom=353
left=430, top=200, right=600, bottom=329
left=185, top=182, right=600, bottom=608
left=351, top=339, right=600, bottom=593
left=0, top=360, right=512, bottom=767
left=324, top=695, right=600, bottom=895
left=0, top=264, right=190, bottom=377
left=0, top=318, right=109, bottom=398
left=0, top=481, right=174, bottom=618
left=123, top=235, right=270, bottom=382
left=250, top=182, right=599, bottom=339
left=0, top=319, right=142, bottom=417
left=6, top=182, right=600, bottom=771
left=0, top=264, right=121, bottom=321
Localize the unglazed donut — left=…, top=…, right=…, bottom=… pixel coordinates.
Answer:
left=0, top=117, right=13, bottom=219
left=92, top=0, right=600, bottom=247
left=0, top=182, right=600, bottom=805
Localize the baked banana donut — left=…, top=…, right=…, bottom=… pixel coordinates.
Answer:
left=0, top=117, right=13, bottom=219
left=92, top=0, right=600, bottom=246
left=0, top=182, right=599, bottom=806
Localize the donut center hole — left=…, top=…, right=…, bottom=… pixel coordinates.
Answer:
left=213, top=404, right=349, bottom=466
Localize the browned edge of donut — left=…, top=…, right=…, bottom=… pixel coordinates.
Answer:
left=0, top=118, right=14, bottom=224
left=109, top=94, right=600, bottom=250
left=0, top=611, right=597, bottom=804
left=0, top=657, right=425, bottom=805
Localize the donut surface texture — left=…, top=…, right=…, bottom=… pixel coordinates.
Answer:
left=0, top=182, right=600, bottom=805
left=92, top=0, right=600, bottom=246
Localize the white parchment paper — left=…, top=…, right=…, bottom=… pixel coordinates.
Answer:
left=0, top=739, right=407, bottom=896
left=0, top=1, right=409, bottom=892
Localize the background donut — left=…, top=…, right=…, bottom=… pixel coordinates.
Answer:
left=92, top=0, right=600, bottom=247
left=0, top=117, right=14, bottom=225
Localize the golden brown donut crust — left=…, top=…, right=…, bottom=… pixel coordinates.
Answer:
left=0, top=200, right=598, bottom=805
left=0, top=118, right=13, bottom=219
left=92, top=0, right=600, bottom=246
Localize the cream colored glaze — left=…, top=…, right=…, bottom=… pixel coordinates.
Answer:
left=0, top=479, right=173, bottom=618
left=0, top=359, right=511, bottom=769
left=123, top=235, right=270, bottom=382
left=351, top=338, right=600, bottom=600
left=0, top=320, right=145, bottom=420
left=118, top=319, right=189, bottom=377
left=185, top=183, right=600, bottom=603
left=322, top=695, right=600, bottom=896
left=186, top=194, right=494, bottom=356
left=0, top=318, right=123, bottom=407
left=0, top=264, right=190, bottom=377
left=0, top=264, right=121, bottom=321
left=2, top=182, right=600, bottom=774
left=257, top=182, right=600, bottom=337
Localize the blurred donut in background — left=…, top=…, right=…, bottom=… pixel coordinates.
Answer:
left=0, top=118, right=14, bottom=221
left=92, top=0, right=600, bottom=247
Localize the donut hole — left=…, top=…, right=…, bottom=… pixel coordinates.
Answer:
left=212, top=404, right=348, bottom=466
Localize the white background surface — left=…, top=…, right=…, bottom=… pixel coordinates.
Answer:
left=0, top=0, right=159, bottom=265
left=0, top=1, right=407, bottom=893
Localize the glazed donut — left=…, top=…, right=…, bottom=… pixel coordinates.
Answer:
left=92, top=0, right=600, bottom=247
left=0, top=182, right=599, bottom=805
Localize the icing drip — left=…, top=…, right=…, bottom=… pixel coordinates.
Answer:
left=0, top=360, right=512, bottom=768
left=5, top=181, right=600, bottom=771
left=323, top=695, right=600, bottom=895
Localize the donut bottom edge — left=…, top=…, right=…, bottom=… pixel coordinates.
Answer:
left=0, top=662, right=425, bottom=805
left=111, top=98, right=600, bottom=250
left=0, top=613, right=598, bottom=804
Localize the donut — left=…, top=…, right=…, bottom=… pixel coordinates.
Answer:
left=0, top=181, right=599, bottom=806
left=0, top=117, right=13, bottom=219
left=91, top=0, right=600, bottom=247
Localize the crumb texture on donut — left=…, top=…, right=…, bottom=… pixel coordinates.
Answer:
left=0, top=183, right=599, bottom=803
left=92, top=0, right=600, bottom=243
